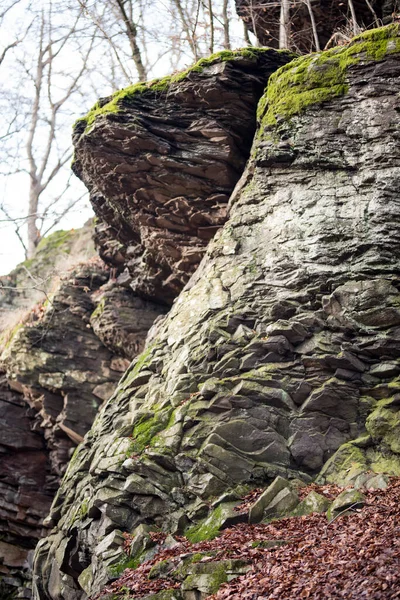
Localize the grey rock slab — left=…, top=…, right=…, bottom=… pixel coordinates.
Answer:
left=249, top=476, right=295, bottom=524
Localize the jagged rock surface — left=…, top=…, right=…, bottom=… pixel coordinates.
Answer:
left=0, top=255, right=165, bottom=596
left=0, top=373, right=53, bottom=598
left=33, top=30, right=400, bottom=600
left=235, top=0, right=397, bottom=51
left=72, top=50, right=294, bottom=304
left=0, top=225, right=95, bottom=336
left=2, top=262, right=122, bottom=476
left=90, top=286, right=168, bottom=360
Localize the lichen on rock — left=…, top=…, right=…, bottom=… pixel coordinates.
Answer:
left=30, top=25, right=400, bottom=600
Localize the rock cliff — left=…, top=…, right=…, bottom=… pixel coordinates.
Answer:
left=72, top=49, right=294, bottom=304
left=31, top=25, right=400, bottom=600
left=0, top=233, right=166, bottom=596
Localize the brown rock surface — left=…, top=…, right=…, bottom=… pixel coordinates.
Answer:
left=0, top=372, right=53, bottom=596
left=72, top=49, right=294, bottom=303
left=32, top=29, right=400, bottom=600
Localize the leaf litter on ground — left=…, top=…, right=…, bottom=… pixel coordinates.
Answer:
left=97, top=477, right=400, bottom=600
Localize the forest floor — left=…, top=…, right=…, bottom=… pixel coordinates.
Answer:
left=99, top=477, right=400, bottom=600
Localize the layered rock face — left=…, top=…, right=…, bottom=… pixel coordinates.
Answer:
left=235, top=0, right=398, bottom=51
left=72, top=49, right=294, bottom=304
left=2, top=260, right=167, bottom=477
left=1, top=253, right=166, bottom=595
left=0, top=373, right=53, bottom=597
left=2, top=262, right=121, bottom=476
left=33, top=27, right=400, bottom=600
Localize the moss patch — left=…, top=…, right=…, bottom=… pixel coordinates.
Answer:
left=75, top=48, right=291, bottom=133
left=366, top=398, right=400, bottom=453
left=258, top=23, right=400, bottom=129
left=185, top=504, right=231, bottom=543
left=128, top=407, right=173, bottom=454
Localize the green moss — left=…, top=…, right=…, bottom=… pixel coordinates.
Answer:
left=368, top=453, right=400, bottom=476
left=185, top=504, right=225, bottom=543
left=35, top=229, right=73, bottom=253
left=91, top=297, right=105, bottom=321
left=185, top=563, right=228, bottom=595
left=148, top=559, right=172, bottom=579
left=109, top=555, right=142, bottom=577
left=75, top=47, right=289, bottom=134
left=366, top=398, right=400, bottom=453
left=258, top=23, right=400, bottom=129
left=69, top=496, right=90, bottom=525
left=128, top=407, right=173, bottom=454
left=318, top=441, right=368, bottom=485
left=1, top=321, right=24, bottom=352
left=121, top=343, right=155, bottom=388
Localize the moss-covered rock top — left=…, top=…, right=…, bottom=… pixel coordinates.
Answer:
left=258, top=23, right=400, bottom=128
left=75, top=47, right=296, bottom=133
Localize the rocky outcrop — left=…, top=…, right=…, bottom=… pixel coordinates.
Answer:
left=1, top=247, right=166, bottom=596
left=2, top=259, right=166, bottom=478
left=235, top=0, right=398, bottom=51
left=0, top=373, right=53, bottom=598
left=32, top=26, right=400, bottom=600
left=72, top=49, right=295, bottom=304
left=90, top=286, right=168, bottom=360
left=2, top=261, right=121, bottom=476
left=0, top=225, right=95, bottom=338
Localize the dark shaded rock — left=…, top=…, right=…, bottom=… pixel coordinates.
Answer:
left=0, top=373, right=53, bottom=595
left=72, top=49, right=294, bottom=304
left=90, top=287, right=167, bottom=360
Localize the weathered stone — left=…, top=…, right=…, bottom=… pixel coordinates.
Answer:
left=292, top=491, right=331, bottom=516
left=186, top=502, right=247, bottom=543
left=72, top=49, right=294, bottom=303
left=33, top=27, right=400, bottom=600
left=181, top=559, right=250, bottom=598
left=327, top=489, right=366, bottom=522
left=90, top=287, right=167, bottom=359
left=249, top=477, right=295, bottom=524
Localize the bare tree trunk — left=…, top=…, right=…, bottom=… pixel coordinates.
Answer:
left=22, top=8, right=94, bottom=257
left=114, top=0, right=147, bottom=81
left=364, top=0, right=379, bottom=25
left=279, top=0, right=291, bottom=49
left=27, top=186, right=40, bottom=258
left=25, top=14, right=44, bottom=258
left=304, top=0, right=320, bottom=50
left=208, top=0, right=215, bottom=54
left=172, top=0, right=199, bottom=60
left=348, top=0, right=361, bottom=34
left=249, top=0, right=260, bottom=46
left=222, top=0, right=230, bottom=49
left=243, top=20, right=251, bottom=45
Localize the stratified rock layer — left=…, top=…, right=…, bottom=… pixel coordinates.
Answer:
left=1, top=249, right=166, bottom=596
left=90, top=287, right=168, bottom=360
left=72, top=49, right=294, bottom=304
left=0, top=373, right=53, bottom=597
left=34, top=29, right=400, bottom=600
